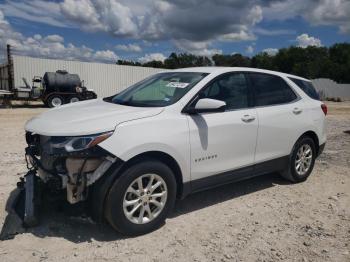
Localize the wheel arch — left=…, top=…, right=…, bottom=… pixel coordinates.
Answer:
left=121, top=151, right=185, bottom=199
left=89, top=150, right=186, bottom=223
left=299, top=130, right=320, bottom=155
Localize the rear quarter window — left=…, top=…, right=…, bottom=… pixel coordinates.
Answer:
left=288, top=77, right=320, bottom=100
left=249, top=73, right=298, bottom=106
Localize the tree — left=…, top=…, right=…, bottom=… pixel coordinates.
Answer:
left=212, top=54, right=251, bottom=67
left=328, top=43, right=350, bottom=83
left=142, top=60, right=164, bottom=68
left=164, top=53, right=212, bottom=68
left=251, top=53, right=275, bottom=70
left=117, top=60, right=142, bottom=66
left=115, top=43, right=350, bottom=83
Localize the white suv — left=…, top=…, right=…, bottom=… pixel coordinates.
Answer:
left=21, top=67, right=326, bottom=235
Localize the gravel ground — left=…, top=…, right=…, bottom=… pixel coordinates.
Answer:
left=0, top=102, right=349, bottom=262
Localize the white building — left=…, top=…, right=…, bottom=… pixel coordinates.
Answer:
left=10, top=55, right=166, bottom=97
left=312, top=78, right=350, bottom=100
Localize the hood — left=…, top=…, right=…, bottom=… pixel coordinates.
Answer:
left=25, top=99, right=164, bottom=136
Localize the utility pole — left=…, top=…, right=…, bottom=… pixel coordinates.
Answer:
left=7, top=44, right=13, bottom=91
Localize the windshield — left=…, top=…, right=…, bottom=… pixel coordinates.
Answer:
left=108, top=72, right=208, bottom=107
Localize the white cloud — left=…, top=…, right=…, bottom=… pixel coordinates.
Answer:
left=0, top=0, right=348, bottom=62
left=0, top=0, right=68, bottom=28
left=139, top=53, right=166, bottom=63
left=263, top=0, right=350, bottom=34
left=60, top=0, right=102, bottom=31
left=173, top=39, right=222, bottom=57
left=246, top=45, right=254, bottom=54
left=44, top=34, right=64, bottom=43
left=254, top=28, right=295, bottom=36
left=33, top=34, right=42, bottom=41
left=296, top=34, right=322, bottom=48
left=145, top=1, right=263, bottom=42
left=262, top=0, right=305, bottom=21
left=307, top=0, right=350, bottom=34
left=142, top=40, right=153, bottom=47
left=115, top=43, right=142, bottom=52
left=60, top=0, right=138, bottom=36
left=0, top=10, right=119, bottom=63
left=220, top=29, right=256, bottom=42
left=0, top=0, right=267, bottom=43
left=262, top=48, right=279, bottom=56
left=247, top=5, right=263, bottom=25
left=93, top=50, right=119, bottom=62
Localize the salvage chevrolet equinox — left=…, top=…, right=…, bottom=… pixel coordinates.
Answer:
left=17, top=67, right=326, bottom=236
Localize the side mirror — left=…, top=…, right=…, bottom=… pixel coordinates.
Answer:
left=186, top=98, right=226, bottom=114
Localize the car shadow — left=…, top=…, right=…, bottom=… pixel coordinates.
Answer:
left=0, top=172, right=289, bottom=243
left=171, top=172, right=288, bottom=217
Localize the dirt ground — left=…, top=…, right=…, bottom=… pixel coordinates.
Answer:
left=0, top=102, right=349, bottom=262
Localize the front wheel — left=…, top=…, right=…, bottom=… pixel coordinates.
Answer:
left=281, top=136, right=316, bottom=183
left=105, top=160, right=177, bottom=236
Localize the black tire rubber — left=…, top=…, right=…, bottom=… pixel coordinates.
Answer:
left=68, top=95, right=80, bottom=103
left=281, top=136, right=316, bottom=183
left=105, top=159, right=177, bottom=236
left=47, top=95, right=64, bottom=108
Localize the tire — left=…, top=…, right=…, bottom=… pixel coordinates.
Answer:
left=85, top=91, right=97, bottom=100
left=47, top=95, right=64, bottom=108
left=281, top=136, right=316, bottom=183
left=69, top=96, right=80, bottom=103
left=105, top=159, right=177, bottom=236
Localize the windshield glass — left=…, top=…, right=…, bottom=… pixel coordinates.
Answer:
left=108, top=72, right=208, bottom=107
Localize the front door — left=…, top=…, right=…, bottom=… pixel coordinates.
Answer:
left=187, top=72, right=258, bottom=182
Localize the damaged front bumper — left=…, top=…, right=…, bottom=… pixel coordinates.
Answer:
left=10, top=170, right=40, bottom=227
left=9, top=132, right=118, bottom=228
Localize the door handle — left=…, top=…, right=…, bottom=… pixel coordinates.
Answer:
left=241, top=115, right=255, bottom=123
left=293, top=107, right=303, bottom=115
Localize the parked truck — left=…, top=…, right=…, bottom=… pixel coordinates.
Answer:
left=19, top=70, right=97, bottom=107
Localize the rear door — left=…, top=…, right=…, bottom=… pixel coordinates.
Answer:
left=187, top=72, right=258, bottom=182
left=247, top=72, right=307, bottom=165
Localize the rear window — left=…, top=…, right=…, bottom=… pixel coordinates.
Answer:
left=288, top=77, right=320, bottom=100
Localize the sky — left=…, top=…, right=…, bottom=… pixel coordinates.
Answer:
left=0, top=0, right=349, bottom=63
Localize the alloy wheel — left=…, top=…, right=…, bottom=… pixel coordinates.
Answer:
left=123, top=174, right=168, bottom=224
left=295, top=144, right=313, bottom=176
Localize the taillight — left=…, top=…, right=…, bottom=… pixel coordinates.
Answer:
left=321, top=104, right=327, bottom=115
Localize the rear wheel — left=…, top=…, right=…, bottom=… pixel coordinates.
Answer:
left=281, top=136, right=316, bottom=183
left=105, top=160, right=176, bottom=236
left=47, top=95, right=64, bottom=108
left=69, top=96, right=80, bottom=103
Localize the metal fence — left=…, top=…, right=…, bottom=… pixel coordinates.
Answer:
left=12, top=56, right=166, bottom=97
left=312, top=78, right=350, bottom=100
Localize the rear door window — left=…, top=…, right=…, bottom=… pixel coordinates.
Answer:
left=288, top=77, right=320, bottom=100
left=249, top=73, right=297, bottom=106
